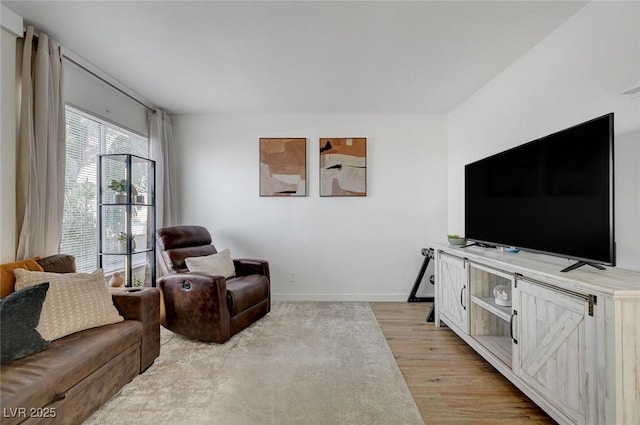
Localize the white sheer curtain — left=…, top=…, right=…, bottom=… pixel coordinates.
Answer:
left=148, top=109, right=177, bottom=229
left=16, top=26, right=65, bottom=259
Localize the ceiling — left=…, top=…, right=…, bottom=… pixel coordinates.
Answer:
left=4, top=1, right=587, bottom=115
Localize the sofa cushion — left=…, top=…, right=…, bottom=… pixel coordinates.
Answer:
left=0, top=320, right=142, bottom=415
left=185, top=249, right=236, bottom=278
left=227, top=274, right=270, bottom=316
left=0, top=257, right=43, bottom=298
left=0, top=283, right=50, bottom=363
left=162, top=245, right=217, bottom=273
left=14, top=269, right=123, bottom=341
left=36, top=254, right=76, bottom=273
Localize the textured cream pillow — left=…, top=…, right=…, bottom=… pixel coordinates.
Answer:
left=185, top=249, right=236, bottom=278
left=14, top=268, right=123, bottom=341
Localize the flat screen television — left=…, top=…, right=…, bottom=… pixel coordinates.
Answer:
left=465, top=113, right=614, bottom=272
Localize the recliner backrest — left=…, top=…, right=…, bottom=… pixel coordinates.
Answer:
left=157, top=225, right=217, bottom=274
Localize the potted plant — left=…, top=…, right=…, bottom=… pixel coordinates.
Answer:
left=116, top=232, right=136, bottom=252
left=116, top=232, right=127, bottom=252
left=447, top=234, right=467, bottom=246
left=130, top=184, right=144, bottom=204
left=109, top=179, right=127, bottom=204
left=132, top=275, right=143, bottom=288
left=133, top=180, right=146, bottom=204
left=109, top=179, right=142, bottom=203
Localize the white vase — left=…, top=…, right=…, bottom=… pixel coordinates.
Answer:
left=109, top=272, right=124, bottom=287
left=117, top=239, right=135, bottom=252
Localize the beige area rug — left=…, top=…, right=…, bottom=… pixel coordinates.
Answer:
left=84, top=302, right=425, bottom=425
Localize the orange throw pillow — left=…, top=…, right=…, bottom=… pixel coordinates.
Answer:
left=0, top=258, right=43, bottom=298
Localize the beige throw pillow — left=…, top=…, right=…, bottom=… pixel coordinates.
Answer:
left=14, top=268, right=123, bottom=341
left=185, top=249, right=236, bottom=278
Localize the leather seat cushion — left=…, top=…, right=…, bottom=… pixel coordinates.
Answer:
left=227, top=275, right=269, bottom=316
left=0, top=320, right=142, bottom=412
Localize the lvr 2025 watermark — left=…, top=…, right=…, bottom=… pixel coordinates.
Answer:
left=3, top=407, right=57, bottom=419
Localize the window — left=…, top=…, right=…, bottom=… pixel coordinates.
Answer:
left=62, top=107, right=148, bottom=272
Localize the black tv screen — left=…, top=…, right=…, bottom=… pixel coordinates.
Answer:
left=465, top=113, right=615, bottom=267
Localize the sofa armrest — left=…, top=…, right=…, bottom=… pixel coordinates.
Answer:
left=234, top=259, right=270, bottom=281
left=158, top=273, right=230, bottom=343
left=111, top=288, right=160, bottom=372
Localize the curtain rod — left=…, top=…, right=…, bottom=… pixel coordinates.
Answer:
left=29, top=29, right=156, bottom=113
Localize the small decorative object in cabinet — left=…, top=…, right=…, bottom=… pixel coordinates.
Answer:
left=98, top=154, right=156, bottom=287
left=493, top=284, right=511, bottom=306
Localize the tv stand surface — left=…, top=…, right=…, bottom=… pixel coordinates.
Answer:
left=431, top=242, right=640, bottom=425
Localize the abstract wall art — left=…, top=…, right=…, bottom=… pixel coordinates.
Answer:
left=319, top=138, right=367, bottom=197
left=260, top=138, right=307, bottom=196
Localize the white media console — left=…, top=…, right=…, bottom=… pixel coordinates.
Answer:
left=431, top=243, right=640, bottom=425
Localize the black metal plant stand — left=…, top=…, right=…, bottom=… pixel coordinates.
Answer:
left=407, top=248, right=436, bottom=322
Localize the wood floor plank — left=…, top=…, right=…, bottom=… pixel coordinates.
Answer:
left=371, top=302, right=556, bottom=425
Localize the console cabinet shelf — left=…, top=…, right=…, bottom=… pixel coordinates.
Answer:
left=432, top=243, right=640, bottom=425
left=470, top=296, right=511, bottom=321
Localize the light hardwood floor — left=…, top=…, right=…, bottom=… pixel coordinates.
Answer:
left=370, top=302, right=556, bottom=425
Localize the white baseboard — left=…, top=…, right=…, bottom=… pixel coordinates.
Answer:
left=272, top=293, right=415, bottom=302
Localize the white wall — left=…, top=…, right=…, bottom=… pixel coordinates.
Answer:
left=173, top=114, right=447, bottom=300
left=448, top=1, right=640, bottom=271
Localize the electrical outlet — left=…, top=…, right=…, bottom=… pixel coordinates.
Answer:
left=288, top=272, right=296, bottom=282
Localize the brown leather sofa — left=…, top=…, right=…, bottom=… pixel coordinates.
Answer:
left=157, top=225, right=270, bottom=343
left=0, top=254, right=160, bottom=425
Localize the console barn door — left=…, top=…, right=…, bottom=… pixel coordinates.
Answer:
left=438, top=253, right=468, bottom=333
left=515, top=278, right=590, bottom=425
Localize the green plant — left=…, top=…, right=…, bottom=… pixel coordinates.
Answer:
left=109, top=179, right=127, bottom=195
left=109, top=179, right=138, bottom=197
left=132, top=276, right=142, bottom=287
left=447, top=234, right=462, bottom=239
left=117, top=232, right=135, bottom=241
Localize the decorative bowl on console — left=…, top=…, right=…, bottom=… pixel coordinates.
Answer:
left=447, top=234, right=466, bottom=245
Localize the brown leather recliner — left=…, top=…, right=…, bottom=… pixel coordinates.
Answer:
left=156, top=225, right=270, bottom=343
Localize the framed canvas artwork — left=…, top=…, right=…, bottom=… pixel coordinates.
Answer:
left=319, top=138, right=367, bottom=196
left=260, top=138, right=307, bottom=196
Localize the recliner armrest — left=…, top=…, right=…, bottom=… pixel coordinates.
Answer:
left=158, top=272, right=228, bottom=292
left=233, top=259, right=270, bottom=280
left=158, top=273, right=231, bottom=343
